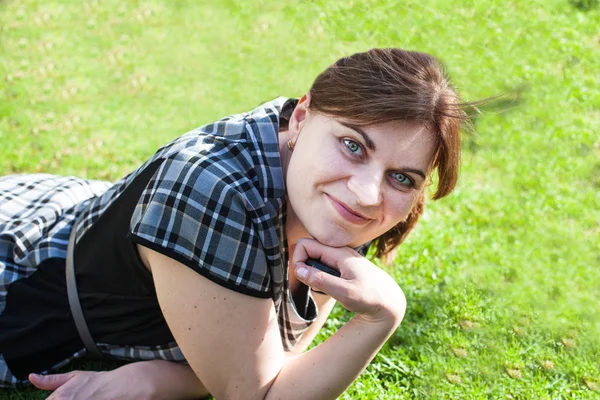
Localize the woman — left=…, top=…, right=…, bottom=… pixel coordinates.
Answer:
left=0, top=48, right=468, bottom=399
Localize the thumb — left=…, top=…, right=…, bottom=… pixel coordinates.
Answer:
left=295, top=261, right=340, bottom=295
left=29, top=371, right=77, bottom=391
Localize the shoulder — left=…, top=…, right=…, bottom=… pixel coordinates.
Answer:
left=157, top=97, right=293, bottom=182
left=128, top=99, right=293, bottom=297
left=155, top=97, right=293, bottom=206
left=177, top=96, right=293, bottom=145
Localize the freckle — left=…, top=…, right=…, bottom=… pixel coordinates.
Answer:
left=188, top=327, right=191, bottom=330
left=223, top=297, right=227, bottom=300
left=213, top=297, right=216, bottom=300
left=194, top=305, right=197, bottom=308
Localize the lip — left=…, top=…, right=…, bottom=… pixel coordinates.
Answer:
left=326, top=194, right=373, bottom=225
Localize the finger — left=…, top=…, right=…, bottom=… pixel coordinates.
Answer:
left=29, top=371, right=77, bottom=391
left=295, top=259, right=352, bottom=299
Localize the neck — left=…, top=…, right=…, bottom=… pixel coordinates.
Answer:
left=279, top=128, right=311, bottom=248
left=285, top=203, right=312, bottom=249
left=278, top=129, right=292, bottom=180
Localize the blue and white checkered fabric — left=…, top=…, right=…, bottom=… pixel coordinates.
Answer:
left=0, top=97, right=317, bottom=387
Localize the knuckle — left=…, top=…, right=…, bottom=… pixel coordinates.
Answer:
left=311, top=271, right=326, bottom=289
left=297, top=237, right=312, bottom=248
left=337, top=285, right=353, bottom=303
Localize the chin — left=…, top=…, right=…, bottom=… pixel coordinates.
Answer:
left=309, top=229, right=361, bottom=248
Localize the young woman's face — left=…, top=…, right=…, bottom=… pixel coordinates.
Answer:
left=284, top=103, right=437, bottom=248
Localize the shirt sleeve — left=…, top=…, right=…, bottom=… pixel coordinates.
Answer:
left=127, top=149, right=272, bottom=298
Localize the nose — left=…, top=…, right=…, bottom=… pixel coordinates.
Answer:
left=347, top=170, right=383, bottom=207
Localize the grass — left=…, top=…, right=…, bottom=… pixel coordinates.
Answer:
left=1, top=0, right=599, bottom=398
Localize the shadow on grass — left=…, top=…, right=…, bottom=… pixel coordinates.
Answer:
left=569, top=0, right=599, bottom=11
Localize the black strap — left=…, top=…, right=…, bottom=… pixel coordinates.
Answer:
left=66, top=221, right=103, bottom=359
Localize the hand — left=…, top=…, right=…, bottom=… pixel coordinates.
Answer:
left=292, top=238, right=406, bottom=324
left=29, top=368, right=153, bottom=400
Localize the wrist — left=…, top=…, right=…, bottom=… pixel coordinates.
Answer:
left=128, top=359, right=210, bottom=399
left=356, top=295, right=406, bottom=327
left=112, top=363, right=158, bottom=399
left=354, top=308, right=403, bottom=328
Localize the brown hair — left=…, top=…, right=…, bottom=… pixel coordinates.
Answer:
left=308, top=48, right=472, bottom=258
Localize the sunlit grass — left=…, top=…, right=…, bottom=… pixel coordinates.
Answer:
left=1, top=0, right=599, bottom=398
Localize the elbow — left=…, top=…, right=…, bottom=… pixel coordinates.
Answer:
left=221, top=387, right=272, bottom=400
left=220, top=377, right=278, bottom=400
left=260, top=384, right=275, bottom=400
left=259, top=367, right=286, bottom=400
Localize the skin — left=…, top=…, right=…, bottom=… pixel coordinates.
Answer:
left=283, top=95, right=435, bottom=248
left=284, top=94, right=436, bottom=295
left=31, top=94, right=438, bottom=400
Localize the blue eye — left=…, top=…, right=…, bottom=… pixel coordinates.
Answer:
left=391, top=172, right=413, bottom=186
left=343, top=139, right=363, bottom=157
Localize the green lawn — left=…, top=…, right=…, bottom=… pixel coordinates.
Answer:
left=1, top=0, right=599, bottom=398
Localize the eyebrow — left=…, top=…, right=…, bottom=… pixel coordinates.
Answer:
left=339, top=121, right=427, bottom=181
left=339, top=122, right=377, bottom=151
left=402, top=168, right=426, bottom=180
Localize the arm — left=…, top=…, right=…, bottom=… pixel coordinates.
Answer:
left=144, top=239, right=405, bottom=400
left=265, top=239, right=407, bottom=400
left=31, top=309, right=384, bottom=400
left=29, top=360, right=209, bottom=400
left=287, top=293, right=336, bottom=356
left=268, top=314, right=399, bottom=400
left=119, top=360, right=210, bottom=399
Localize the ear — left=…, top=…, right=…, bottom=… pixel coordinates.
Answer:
left=288, top=93, right=312, bottom=140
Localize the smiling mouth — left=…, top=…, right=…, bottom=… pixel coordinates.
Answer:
left=326, top=194, right=373, bottom=225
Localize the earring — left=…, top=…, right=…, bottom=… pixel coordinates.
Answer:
left=287, top=139, right=296, bottom=152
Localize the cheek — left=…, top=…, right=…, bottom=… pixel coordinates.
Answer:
left=291, top=142, right=347, bottom=187
left=385, top=191, right=420, bottom=224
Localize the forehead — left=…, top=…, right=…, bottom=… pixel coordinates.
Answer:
left=368, top=120, right=435, bottom=147
left=312, top=112, right=434, bottom=143
left=329, top=115, right=438, bottom=165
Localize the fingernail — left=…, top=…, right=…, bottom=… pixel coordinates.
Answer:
left=296, top=267, right=308, bottom=279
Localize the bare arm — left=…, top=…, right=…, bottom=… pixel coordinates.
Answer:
left=267, top=315, right=399, bottom=400
left=137, top=293, right=335, bottom=398
left=287, top=293, right=336, bottom=356
left=144, top=238, right=405, bottom=400
left=29, top=359, right=209, bottom=400
left=33, top=239, right=402, bottom=400
left=121, top=360, right=210, bottom=399
left=30, top=250, right=336, bottom=400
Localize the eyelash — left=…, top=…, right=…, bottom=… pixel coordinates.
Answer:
left=342, top=138, right=364, bottom=158
left=390, top=172, right=414, bottom=187
left=341, top=138, right=415, bottom=188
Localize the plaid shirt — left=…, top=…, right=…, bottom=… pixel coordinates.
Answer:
left=0, top=97, right=316, bottom=386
